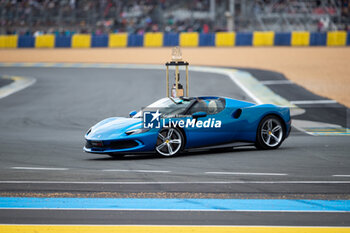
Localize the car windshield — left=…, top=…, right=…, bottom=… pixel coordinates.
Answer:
left=134, top=98, right=193, bottom=118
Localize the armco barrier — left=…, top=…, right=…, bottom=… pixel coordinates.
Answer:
left=72, top=34, right=91, bottom=48
left=0, top=31, right=349, bottom=48
left=144, top=32, right=163, bottom=47
left=327, top=31, right=347, bottom=46
left=35, top=34, right=55, bottom=48
left=253, top=31, right=275, bottom=46
left=91, top=35, right=108, bottom=48
left=180, top=32, right=199, bottom=47
left=199, top=33, right=215, bottom=46
left=0, top=35, right=18, bottom=48
left=108, top=33, right=127, bottom=47
left=215, top=32, right=235, bottom=47
left=55, top=35, right=71, bottom=48
left=128, top=34, right=143, bottom=47
left=18, top=35, right=35, bottom=48
left=310, top=32, right=327, bottom=46
left=235, top=32, right=253, bottom=46
left=291, top=31, right=310, bottom=46
left=274, top=32, right=291, bottom=46
left=163, top=33, right=179, bottom=46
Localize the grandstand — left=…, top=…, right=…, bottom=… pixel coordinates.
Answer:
left=0, top=0, right=349, bottom=36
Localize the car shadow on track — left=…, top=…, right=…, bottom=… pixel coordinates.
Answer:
left=86, top=146, right=269, bottom=161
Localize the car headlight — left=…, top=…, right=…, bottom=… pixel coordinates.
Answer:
left=125, top=128, right=150, bottom=135
left=86, top=128, right=92, bottom=135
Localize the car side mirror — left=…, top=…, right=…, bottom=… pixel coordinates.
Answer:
left=192, top=111, right=207, bottom=118
left=129, top=110, right=137, bottom=118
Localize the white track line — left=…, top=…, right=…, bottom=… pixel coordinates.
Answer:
left=290, top=100, right=337, bottom=105
left=11, top=167, right=68, bottom=171
left=260, top=80, right=294, bottom=85
left=0, top=76, right=36, bottom=99
left=103, top=169, right=170, bottom=173
left=333, top=175, right=350, bottom=177
left=226, top=70, right=263, bottom=104
left=205, top=172, right=287, bottom=176
left=133, top=170, right=170, bottom=173
left=1, top=181, right=350, bottom=184
left=102, top=169, right=130, bottom=172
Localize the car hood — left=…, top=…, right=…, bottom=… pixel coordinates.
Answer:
left=86, top=117, right=142, bottom=140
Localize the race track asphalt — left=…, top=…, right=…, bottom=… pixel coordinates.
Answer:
left=0, top=66, right=349, bottom=226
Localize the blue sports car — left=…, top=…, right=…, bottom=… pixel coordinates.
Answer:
left=84, top=96, right=291, bottom=157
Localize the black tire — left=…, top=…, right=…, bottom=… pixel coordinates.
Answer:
left=255, top=115, right=285, bottom=150
left=155, top=128, right=184, bottom=157
left=108, top=153, right=125, bottom=159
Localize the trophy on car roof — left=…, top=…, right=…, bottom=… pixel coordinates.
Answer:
left=165, top=47, right=189, bottom=98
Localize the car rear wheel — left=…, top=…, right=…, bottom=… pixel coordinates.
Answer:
left=255, top=115, right=284, bottom=150
left=155, top=128, right=184, bottom=157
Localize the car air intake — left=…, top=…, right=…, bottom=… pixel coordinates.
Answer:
left=233, top=109, right=242, bottom=119
left=109, top=140, right=139, bottom=149
left=85, top=140, right=139, bottom=150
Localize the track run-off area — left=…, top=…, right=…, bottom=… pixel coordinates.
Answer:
left=0, top=63, right=349, bottom=232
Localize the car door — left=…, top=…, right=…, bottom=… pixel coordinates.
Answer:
left=184, top=98, right=235, bottom=148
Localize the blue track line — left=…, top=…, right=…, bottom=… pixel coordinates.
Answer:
left=0, top=198, right=349, bottom=212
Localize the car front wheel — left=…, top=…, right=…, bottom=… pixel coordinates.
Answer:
left=155, top=128, right=184, bottom=157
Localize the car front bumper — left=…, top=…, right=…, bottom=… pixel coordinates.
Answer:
left=83, top=131, right=158, bottom=154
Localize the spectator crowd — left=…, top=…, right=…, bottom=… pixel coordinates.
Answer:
left=0, top=0, right=349, bottom=35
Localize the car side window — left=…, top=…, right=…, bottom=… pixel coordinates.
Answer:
left=188, top=98, right=225, bottom=115
left=207, top=99, right=226, bottom=115
left=211, top=98, right=225, bottom=114
left=187, top=100, right=208, bottom=115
